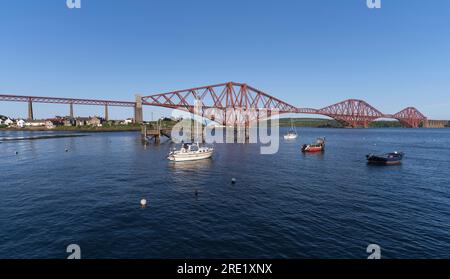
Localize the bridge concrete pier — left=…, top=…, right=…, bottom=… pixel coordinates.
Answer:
left=245, top=124, right=250, bottom=143
left=69, top=103, right=74, bottom=118
left=105, top=104, right=109, bottom=122
left=245, top=114, right=250, bottom=143
left=134, top=95, right=143, bottom=124
left=425, top=119, right=448, bottom=128
left=27, top=99, right=34, bottom=121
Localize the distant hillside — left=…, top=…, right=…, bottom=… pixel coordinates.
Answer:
left=279, top=118, right=403, bottom=128
left=279, top=118, right=342, bottom=128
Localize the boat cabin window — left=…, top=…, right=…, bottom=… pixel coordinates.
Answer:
left=190, top=145, right=199, bottom=152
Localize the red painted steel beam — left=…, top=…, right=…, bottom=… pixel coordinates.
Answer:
left=0, top=94, right=136, bottom=107
left=297, top=108, right=319, bottom=114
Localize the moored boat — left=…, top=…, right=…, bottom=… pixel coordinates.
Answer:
left=284, top=119, right=298, bottom=140
left=301, top=137, right=325, bottom=153
left=168, top=142, right=214, bottom=162
left=284, top=132, right=298, bottom=140
left=366, top=151, right=404, bottom=165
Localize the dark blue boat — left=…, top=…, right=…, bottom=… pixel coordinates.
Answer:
left=366, top=151, right=404, bottom=165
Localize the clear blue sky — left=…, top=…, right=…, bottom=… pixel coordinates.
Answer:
left=1, top=0, right=450, bottom=120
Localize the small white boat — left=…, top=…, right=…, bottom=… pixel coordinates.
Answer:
left=284, top=119, right=298, bottom=140
left=284, top=133, right=298, bottom=140
left=168, top=142, right=214, bottom=162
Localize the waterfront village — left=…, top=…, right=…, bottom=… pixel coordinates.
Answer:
left=0, top=114, right=135, bottom=129
left=2, top=114, right=449, bottom=130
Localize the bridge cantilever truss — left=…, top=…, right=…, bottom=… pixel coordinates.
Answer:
left=393, top=107, right=427, bottom=128
left=317, top=99, right=385, bottom=128
left=142, top=82, right=298, bottom=125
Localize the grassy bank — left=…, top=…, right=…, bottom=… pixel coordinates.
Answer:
left=1, top=124, right=141, bottom=133
left=279, top=118, right=403, bottom=128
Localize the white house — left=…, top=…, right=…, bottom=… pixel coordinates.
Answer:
left=25, top=120, right=46, bottom=127
left=4, top=118, right=13, bottom=126
left=121, top=118, right=134, bottom=125
left=16, top=119, right=25, bottom=128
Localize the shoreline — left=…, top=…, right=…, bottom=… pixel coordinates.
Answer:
left=0, top=127, right=141, bottom=133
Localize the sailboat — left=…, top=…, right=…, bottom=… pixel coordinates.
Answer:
left=284, top=119, right=298, bottom=140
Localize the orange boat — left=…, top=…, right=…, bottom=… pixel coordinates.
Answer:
left=301, top=137, right=325, bottom=153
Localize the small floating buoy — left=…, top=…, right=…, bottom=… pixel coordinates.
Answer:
left=65, top=148, right=69, bottom=152
left=15, top=151, right=18, bottom=155
left=140, top=199, right=147, bottom=208
left=231, top=178, right=236, bottom=184
left=195, top=190, right=198, bottom=196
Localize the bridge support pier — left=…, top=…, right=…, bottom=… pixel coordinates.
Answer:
left=425, top=119, right=447, bottom=128
left=105, top=104, right=109, bottom=122
left=69, top=103, right=74, bottom=118
left=27, top=99, right=34, bottom=121
left=134, top=95, right=143, bottom=124
left=245, top=114, right=250, bottom=143
left=244, top=124, right=250, bottom=143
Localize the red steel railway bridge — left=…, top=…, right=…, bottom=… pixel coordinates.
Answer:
left=0, top=82, right=443, bottom=128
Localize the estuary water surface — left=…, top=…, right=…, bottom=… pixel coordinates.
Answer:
left=0, top=128, right=450, bottom=259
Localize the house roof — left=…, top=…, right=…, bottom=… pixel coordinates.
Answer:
left=76, top=117, right=90, bottom=121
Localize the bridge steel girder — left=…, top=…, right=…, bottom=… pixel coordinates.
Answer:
left=0, top=94, right=136, bottom=107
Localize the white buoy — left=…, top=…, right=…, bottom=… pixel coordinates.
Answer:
left=231, top=178, right=236, bottom=184
left=140, top=199, right=147, bottom=208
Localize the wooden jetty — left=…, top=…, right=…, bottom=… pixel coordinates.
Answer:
left=141, top=124, right=173, bottom=143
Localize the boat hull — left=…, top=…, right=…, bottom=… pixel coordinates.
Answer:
left=366, top=152, right=404, bottom=165
left=168, top=151, right=213, bottom=162
left=301, top=137, right=325, bottom=153
left=302, top=146, right=324, bottom=153
left=367, top=160, right=402, bottom=165
left=284, top=134, right=298, bottom=140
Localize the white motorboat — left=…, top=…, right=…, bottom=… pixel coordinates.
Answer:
left=168, top=142, right=214, bottom=162
left=284, top=119, right=298, bottom=140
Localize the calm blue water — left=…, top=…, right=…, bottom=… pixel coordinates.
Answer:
left=1, top=128, right=450, bottom=259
